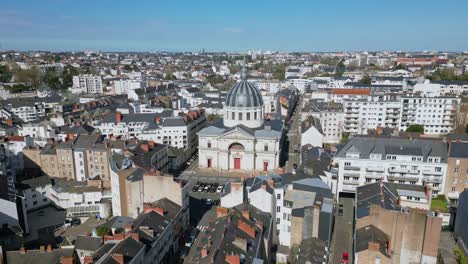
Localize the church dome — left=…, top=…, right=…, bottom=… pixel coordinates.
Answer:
left=225, top=67, right=263, bottom=108
left=223, top=65, right=264, bottom=129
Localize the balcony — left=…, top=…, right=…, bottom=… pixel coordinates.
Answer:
left=387, top=175, right=419, bottom=182
left=423, top=176, right=442, bottom=183
left=366, top=167, right=385, bottom=172
left=447, top=191, right=460, bottom=200
left=343, top=180, right=360, bottom=185
left=344, top=171, right=360, bottom=177
left=365, top=173, right=384, bottom=179
left=422, top=170, right=444, bottom=176
left=344, top=166, right=361, bottom=171
left=388, top=168, right=419, bottom=175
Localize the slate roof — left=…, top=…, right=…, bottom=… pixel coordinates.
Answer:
left=355, top=225, right=390, bottom=258
left=75, top=235, right=103, bottom=251
left=356, top=182, right=427, bottom=218
left=449, top=142, right=468, bottom=158
left=294, top=238, right=328, bottom=264
left=6, top=248, right=74, bottom=264
left=335, top=137, right=447, bottom=162
left=301, top=115, right=323, bottom=134
left=20, top=176, right=51, bottom=189
left=98, top=216, right=134, bottom=231
left=97, top=236, right=144, bottom=264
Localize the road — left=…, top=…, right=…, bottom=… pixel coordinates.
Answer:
left=285, top=96, right=303, bottom=172
left=330, top=197, right=354, bottom=264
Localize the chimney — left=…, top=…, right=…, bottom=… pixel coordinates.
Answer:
left=60, top=256, right=73, bottom=264
left=201, top=246, right=208, bottom=258
left=148, top=140, right=155, bottom=148
left=40, top=245, right=45, bottom=252
left=46, top=244, right=52, bottom=252
left=83, top=256, right=93, bottom=264
left=67, top=133, right=74, bottom=140
left=19, top=246, right=26, bottom=254
left=216, top=207, right=229, bottom=218
left=226, top=255, right=241, bottom=264
left=386, top=241, right=391, bottom=254
left=114, top=233, right=124, bottom=241
left=242, top=210, right=250, bottom=220
left=116, top=112, right=122, bottom=123
left=267, top=178, right=274, bottom=188
left=368, top=241, right=380, bottom=251
left=6, top=118, right=13, bottom=127
left=112, top=253, right=124, bottom=264
left=154, top=116, right=161, bottom=124
left=140, top=144, right=149, bottom=152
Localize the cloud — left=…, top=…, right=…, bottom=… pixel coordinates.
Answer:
left=223, top=27, right=244, bottom=33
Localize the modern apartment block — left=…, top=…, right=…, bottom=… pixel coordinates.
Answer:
left=72, top=74, right=103, bottom=94
left=333, top=137, right=448, bottom=197
left=399, top=96, right=460, bottom=134
left=303, top=100, right=345, bottom=144
left=444, top=139, right=468, bottom=204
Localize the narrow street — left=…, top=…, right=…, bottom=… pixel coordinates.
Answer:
left=330, top=197, right=355, bottom=264
left=285, top=96, right=303, bottom=172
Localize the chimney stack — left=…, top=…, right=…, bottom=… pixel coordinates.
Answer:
left=242, top=210, right=250, bottom=220
left=140, top=144, right=149, bottom=152
left=46, top=244, right=52, bottom=252
left=116, top=112, right=122, bottom=123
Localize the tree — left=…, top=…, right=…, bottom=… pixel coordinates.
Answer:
left=61, top=65, right=79, bottom=89
left=43, top=68, right=62, bottom=90
left=273, top=64, right=286, bottom=81
left=359, top=76, right=372, bottom=85
left=0, top=65, right=12, bottom=83
left=340, top=133, right=350, bottom=144
left=95, top=226, right=112, bottom=237
left=114, top=227, right=125, bottom=234
left=406, top=124, right=424, bottom=133
left=5, top=84, right=31, bottom=93
left=14, top=66, right=42, bottom=88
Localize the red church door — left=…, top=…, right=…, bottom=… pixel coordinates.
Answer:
left=234, top=158, right=241, bottom=170
left=263, top=162, right=268, bottom=171
left=207, top=159, right=212, bottom=168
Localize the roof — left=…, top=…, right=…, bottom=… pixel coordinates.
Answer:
left=335, top=137, right=447, bottom=162
left=98, top=216, right=134, bottom=230
left=332, top=88, right=370, bottom=95
left=225, top=74, right=263, bottom=108
left=356, top=182, right=427, bottom=218
left=355, top=225, right=390, bottom=258
left=20, top=176, right=51, bottom=189
left=449, top=142, right=468, bottom=158
left=75, top=235, right=103, bottom=251
left=96, top=236, right=145, bottom=263
left=293, top=238, right=328, bottom=264
left=198, top=119, right=283, bottom=139
left=6, top=248, right=74, bottom=264
left=301, top=115, right=323, bottom=134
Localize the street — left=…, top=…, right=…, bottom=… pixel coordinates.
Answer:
left=284, top=96, right=303, bottom=172
left=330, top=197, right=355, bottom=264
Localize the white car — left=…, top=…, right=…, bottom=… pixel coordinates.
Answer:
left=216, top=185, right=224, bottom=193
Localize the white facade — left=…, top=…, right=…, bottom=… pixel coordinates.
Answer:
left=310, top=111, right=344, bottom=144
left=114, top=79, right=143, bottom=95
left=72, top=75, right=103, bottom=94
left=399, top=96, right=460, bottom=135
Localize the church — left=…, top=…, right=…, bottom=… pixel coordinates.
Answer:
left=198, top=66, right=284, bottom=172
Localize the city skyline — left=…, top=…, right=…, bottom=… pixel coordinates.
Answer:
left=1, top=0, right=468, bottom=52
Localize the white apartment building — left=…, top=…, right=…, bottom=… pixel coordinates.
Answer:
left=332, top=137, right=448, bottom=198
left=17, top=176, right=52, bottom=212
left=72, top=75, right=103, bottom=94
left=399, top=96, right=460, bottom=135
left=114, top=79, right=143, bottom=95
left=304, top=101, right=345, bottom=144
left=414, top=80, right=468, bottom=96
left=343, top=97, right=401, bottom=134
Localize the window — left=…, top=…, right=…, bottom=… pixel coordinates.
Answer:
left=276, top=206, right=281, bottom=212
left=452, top=187, right=456, bottom=192
left=435, top=167, right=442, bottom=172
left=276, top=218, right=280, bottom=224
left=283, top=213, right=287, bottom=220
left=207, top=142, right=211, bottom=148
left=232, top=112, right=235, bottom=120
left=264, top=144, right=268, bottom=151
left=455, top=167, right=459, bottom=173
left=239, top=113, right=243, bottom=121
left=247, top=112, right=250, bottom=120
left=344, top=162, right=351, bottom=167
left=277, top=193, right=281, bottom=200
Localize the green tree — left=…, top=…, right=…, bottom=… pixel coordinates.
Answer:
left=14, top=66, right=42, bottom=88
left=455, top=246, right=468, bottom=264
left=359, top=76, right=372, bottom=85
left=335, top=60, right=346, bottom=77
left=273, top=64, right=286, bottom=81
left=61, top=65, right=79, bottom=89
left=123, top=65, right=132, bottom=72
left=43, top=68, right=62, bottom=90
left=406, top=124, right=424, bottom=133
left=0, top=65, right=12, bottom=83
left=95, top=226, right=112, bottom=237
left=340, top=133, right=350, bottom=143
left=5, top=84, right=31, bottom=93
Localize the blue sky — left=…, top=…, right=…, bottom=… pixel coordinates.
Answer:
left=1, top=0, right=468, bottom=52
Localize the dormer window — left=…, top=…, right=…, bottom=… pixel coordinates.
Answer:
left=370, top=153, right=382, bottom=160
left=346, top=152, right=360, bottom=159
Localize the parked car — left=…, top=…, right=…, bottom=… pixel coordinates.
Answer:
left=338, top=208, right=344, bottom=216
left=197, top=185, right=204, bottom=192
left=204, top=185, right=210, bottom=192
left=192, top=185, right=199, bottom=192
left=341, top=252, right=349, bottom=264
left=216, top=185, right=224, bottom=193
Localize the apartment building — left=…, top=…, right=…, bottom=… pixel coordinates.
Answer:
left=444, top=140, right=468, bottom=204
left=303, top=100, right=345, bottom=144
left=72, top=74, right=103, bottom=94
left=355, top=204, right=441, bottom=264
left=333, top=137, right=448, bottom=198
left=342, top=97, right=401, bottom=135
left=114, top=79, right=143, bottom=95
left=399, top=96, right=460, bottom=135
left=109, top=150, right=186, bottom=218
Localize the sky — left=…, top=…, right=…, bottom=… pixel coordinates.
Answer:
left=1, top=0, right=468, bottom=52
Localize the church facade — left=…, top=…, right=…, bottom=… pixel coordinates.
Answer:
left=198, top=66, right=284, bottom=172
